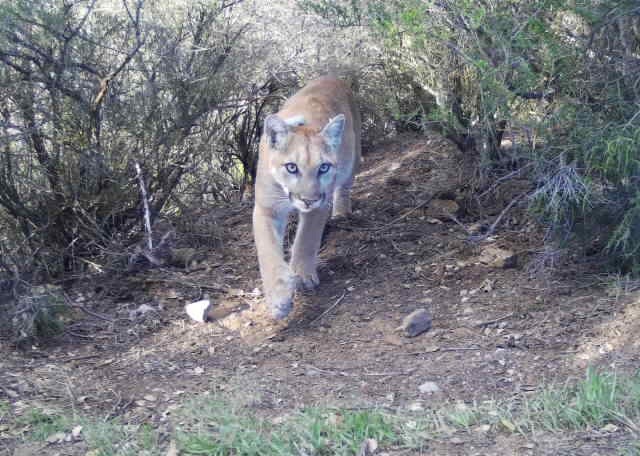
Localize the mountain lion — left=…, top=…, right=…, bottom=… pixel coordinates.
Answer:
left=253, top=76, right=361, bottom=319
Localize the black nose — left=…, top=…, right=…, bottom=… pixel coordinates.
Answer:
left=302, top=198, right=318, bottom=208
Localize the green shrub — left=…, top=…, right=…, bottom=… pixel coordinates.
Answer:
left=304, top=0, right=640, bottom=272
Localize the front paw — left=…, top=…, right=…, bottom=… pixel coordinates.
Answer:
left=291, top=262, right=320, bottom=290
left=266, top=273, right=295, bottom=320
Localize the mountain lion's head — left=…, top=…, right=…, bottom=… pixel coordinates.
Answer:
left=263, top=113, right=345, bottom=213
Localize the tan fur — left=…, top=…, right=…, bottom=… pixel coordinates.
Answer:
left=253, top=76, right=361, bottom=319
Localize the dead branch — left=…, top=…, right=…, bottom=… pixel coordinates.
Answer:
left=474, top=312, right=514, bottom=328
left=309, top=290, right=347, bottom=325
left=468, top=191, right=528, bottom=243
left=135, top=162, right=153, bottom=251
left=369, top=194, right=435, bottom=232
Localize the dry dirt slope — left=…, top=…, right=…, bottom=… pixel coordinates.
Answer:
left=2, top=133, right=640, bottom=455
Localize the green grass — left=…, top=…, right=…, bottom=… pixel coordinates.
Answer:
left=521, top=368, right=640, bottom=433
left=0, top=400, right=10, bottom=420
left=443, top=401, right=483, bottom=428
left=11, top=368, right=640, bottom=455
left=16, top=408, right=70, bottom=441
left=83, top=418, right=163, bottom=456
left=176, top=400, right=399, bottom=455
left=13, top=407, right=161, bottom=455
left=621, top=442, right=640, bottom=456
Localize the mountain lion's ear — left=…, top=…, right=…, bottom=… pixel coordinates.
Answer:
left=321, top=114, right=345, bottom=151
left=264, top=114, right=289, bottom=150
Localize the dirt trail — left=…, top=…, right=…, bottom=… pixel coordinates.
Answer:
left=2, top=133, right=639, bottom=455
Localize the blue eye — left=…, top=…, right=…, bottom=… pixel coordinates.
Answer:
left=318, top=163, right=331, bottom=175
left=285, top=163, right=298, bottom=174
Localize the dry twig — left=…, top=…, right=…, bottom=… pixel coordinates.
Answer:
left=135, top=162, right=153, bottom=251
left=474, top=312, right=514, bottom=328
left=468, top=191, right=528, bottom=242
left=370, top=194, right=435, bottom=232
left=309, top=290, right=347, bottom=325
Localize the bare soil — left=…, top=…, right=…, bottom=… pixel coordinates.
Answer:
left=2, top=133, right=639, bottom=455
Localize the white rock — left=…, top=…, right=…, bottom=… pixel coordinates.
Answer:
left=407, top=401, right=424, bottom=411
left=184, top=300, right=211, bottom=323
left=418, top=381, right=441, bottom=394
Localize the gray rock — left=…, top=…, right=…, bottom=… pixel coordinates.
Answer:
left=396, top=308, right=432, bottom=337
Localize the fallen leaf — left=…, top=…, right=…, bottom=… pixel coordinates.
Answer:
left=500, top=418, right=516, bottom=432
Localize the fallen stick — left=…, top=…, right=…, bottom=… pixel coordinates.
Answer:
left=474, top=312, right=514, bottom=328
left=309, top=290, right=347, bottom=325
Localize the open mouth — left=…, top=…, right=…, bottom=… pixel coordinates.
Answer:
left=289, top=193, right=325, bottom=211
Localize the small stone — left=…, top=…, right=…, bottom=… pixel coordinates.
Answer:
left=407, top=401, right=424, bottom=411
left=129, top=304, right=156, bottom=320
left=358, top=438, right=378, bottom=456
left=426, top=199, right=460, bottom=218
left=271, top=415, right=288, bottom=425
left=396, top=308, right=432, bottom=337
left=480, top=278, right=495, bottom=292
left=478, top=245, right=517, bottom=268
left=46, top=432, right=66, bottom=443
left=168, top=248, right=197, bottom=268
left=405, top=420, right=418, bottom=430
left=166, top=289, right=179, bottom=299
left=418, top=381, right=441, bottom=394
left=71, top=425, right=83, bottom=440
left=144, top=394, right=157, bottom=402
left=601, top=423, right=619, bottom=433
left=166, top=440, right=179, bottom=456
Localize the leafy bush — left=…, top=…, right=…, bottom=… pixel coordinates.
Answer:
left=0, top=0, right=255, bottom=280
left=304, top=0, right=640, bottom=272
left=3, top=284, right=68, bottom=343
